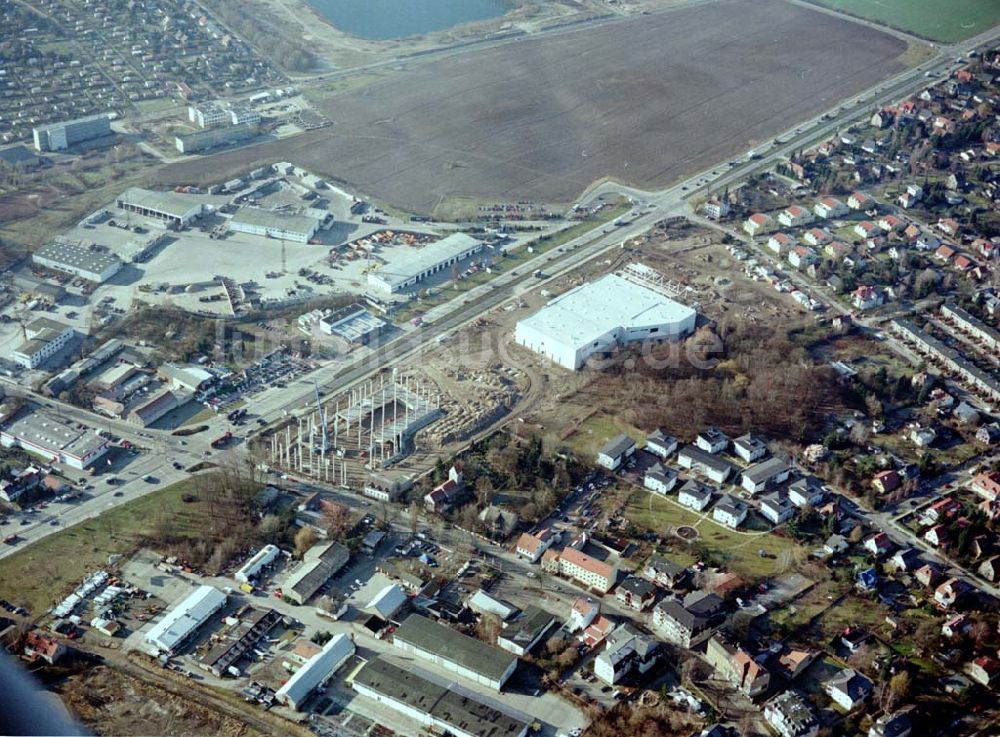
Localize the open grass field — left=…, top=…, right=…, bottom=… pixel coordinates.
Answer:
left=625, top=490, right=805, bottom=579
left=807, top=0, right=1000, bottom=42
left=0, top=480, right=202, bottom=614
left=156, top=0, right=907, bottom=213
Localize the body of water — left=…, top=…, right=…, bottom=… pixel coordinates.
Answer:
left=307, top=0, right=511, bottom=40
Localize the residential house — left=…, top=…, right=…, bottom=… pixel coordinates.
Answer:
left=910, top=425, right=937, bottom=447
left=977, top=555, right=1000, bottom=582
left=965, top=656, right=1000, bottom=687
left=775, top=648, right=817, bottom=680
left=856, top=567, right=878, bottom=591
left=515, top=529, right=555, bottom=563
left=942, top=613, right=971, bottom=638
left=921, top=497, right=960, bottom=525
left=852, top=285, right=885, bottom=310
left=934, top=577, right=971, bottom=609
left=868, top=710, right=913, bottom=737
left=854, top=221, right=879, bottom=239
left=764, top=691, right=819, bottom=737
left=924, top=524, right=950, bottom=548
left=696, top=427, right=730, bottom=454
left=938, top=217, right=961, bottom=236
left=970, top=471, right=1000, bottom=501
left=641, top=555, right=690, bottom=589
left=788, top=246, right=818, bottom=269
left=615, top=575, right=657, bottom=611
left=840, top=627, right=869, bottom=654
left=497, top=606, right=556, bottom=657
left=652, top=592, right=725, bottom=648
left=975, top=423, right=1000, bottom=446
left=788, top=477, right=825, bottom=508
left=733, top=433, right=767, bottom=463
left=741, top=456, right=790, bottom=494
left=768, top=232, right=794, bottom=254
left=703, top=199, right=730, bottom=220
left=890, top=547, right=922, bottom=572
left=935, top=243, right=957, bottom=263
left=678, top=446, right=734, bottom=484
left=803, top=228, right=832, bottom=247
left=593, top=623, right=661, bottom=685
left=678, top=479, right=714, bottom=511
left=760, top=490, right=795, bottom=525
left=596, top=434, right=636, bottom=471
left=644, top=463, right=678, bottom=495
left=744, top=213, right=773, bottom=237
left=779, top=205, right=814, bottom=228
left=568, top=597, right=599, bottom=632
left=824, top=241, right=852, bottom=261
left=878, top=214, right=904, bottom=233
left=873, top=469, right=901, bottom=494
left=645, top=428, right=678, bottom=459
left=582, top=615, right=615, bottom=648
left=713, top=495, right=748, bottom=528
left=23, top=631, right=65, bottom=664
left=814, top=197, right=848, bottom=219
left=545, top=547, right=616, bottom=593
left=915, top=562, right=942, bottom=588
left=866, top=529, right=897, bottom=551
left=847, top=191, right=875, bottom=210
left=825, top=668, right=873, bottom=711
left=823, top=534, right=849, bottom=556
left=706, top=636, right=771, bottom=698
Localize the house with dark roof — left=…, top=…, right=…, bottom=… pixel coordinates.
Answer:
left=597, top=433, right=636, bottom=470
left=641, top=555, right=690, bottom=589
left=678, top=479, right=714, bottom=511
left=679, top=445, right=734, bottom=484
left=825, top=668, right=873, bottom=711
left=615, top=575, right=657, bottom=611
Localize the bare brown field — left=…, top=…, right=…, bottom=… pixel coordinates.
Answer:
left=157, top=0, right=907, bottom=213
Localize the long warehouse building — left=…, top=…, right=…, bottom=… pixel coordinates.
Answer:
left=366, top=233, right=484, bottom=294
left=33, top=114, right=112, bottom=152
left=391, top=614, right=518, bottom=690
left=228, top=208, right=321, bottom=243
left=115, top=187, right=203, bottom=228
left=33, top=242, right=123, bottom=284
left=276, top=633, right=355, bottom=710
left=144, top=585, right=227, bottom=654
left=515, top=272, right=697, bottom=370
left=352, top=657, right=531, bottom=737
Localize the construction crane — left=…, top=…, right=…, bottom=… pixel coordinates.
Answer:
left=314, top=380, right=328, bottom=454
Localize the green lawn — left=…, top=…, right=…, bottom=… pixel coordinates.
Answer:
left=625, top=491, right=805, bottom=579
left=807, top=0, right=1000, bottom=42
left=562, top=414, right=644, bottom=461
left=0, top=480, right=205, bottom=614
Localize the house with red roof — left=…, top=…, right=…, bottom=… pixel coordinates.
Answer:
left=743, top=213, right=773, bottom=237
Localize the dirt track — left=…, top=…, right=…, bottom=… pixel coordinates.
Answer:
left=158, top=0, right=906, bottom=212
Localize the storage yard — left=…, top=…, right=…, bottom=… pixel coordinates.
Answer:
left=155, top=0, right=908, bottom=213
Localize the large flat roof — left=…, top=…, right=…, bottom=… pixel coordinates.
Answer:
left=117, top=187, right=203, bottom=218
left=144, top=585, right=226, bottom=652
left=353, top=657, right=529, bottom=737
left=517, top=272, right=695, bottom=349
left=393, top=613, right=516, bottom=683
left=2, top=412, right=106, bottom=461
left=229, top=207, right=320, bottom=235
left=34, top=242, right=122, bottom=277
left=374, top=233, right=483, bottom=290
